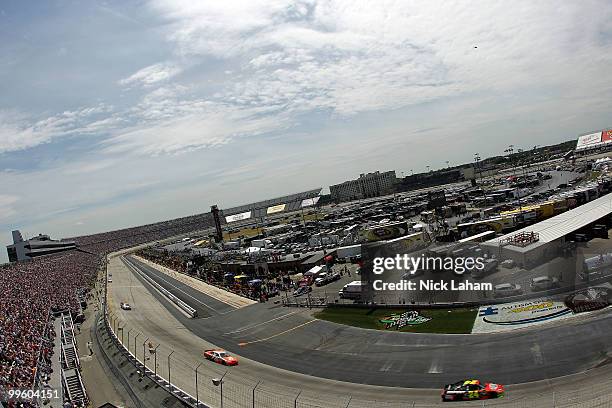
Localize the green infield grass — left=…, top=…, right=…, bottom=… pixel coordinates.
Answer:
left=314, top=306, right=478, bottom=334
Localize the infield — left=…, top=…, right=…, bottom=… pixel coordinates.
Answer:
left=314, top=306, right=478, bottom=333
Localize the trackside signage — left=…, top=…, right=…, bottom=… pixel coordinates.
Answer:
left=225, top=211, right=252, bottom=223
left=576, top=132, right=603, bottom=149
left=472, top=299, right=573, bottom=333
left=267, top=203, right=286, bottom=214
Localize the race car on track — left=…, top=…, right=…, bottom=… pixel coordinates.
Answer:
left=441, top=379, right=504, bottom=401
left=203, top=349, right=239, bottom=366
left=120, top=302, right=131, bottom=310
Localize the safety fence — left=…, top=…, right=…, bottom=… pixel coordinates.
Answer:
left=102, top=266, right=612, bottom=408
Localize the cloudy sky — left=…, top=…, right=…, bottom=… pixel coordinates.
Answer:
left=1, top=0, right=612, bottom=261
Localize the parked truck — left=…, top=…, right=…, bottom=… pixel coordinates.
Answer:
left=339, top=281, right=366, bottom=300
left=251, top=239, right=273, bottom=249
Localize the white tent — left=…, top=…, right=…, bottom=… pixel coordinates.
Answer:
left=304, top=265, right=325, bottom=276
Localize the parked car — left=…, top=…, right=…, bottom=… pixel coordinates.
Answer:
left=530, top=276, right=560, bottom=291
left=493, top=283, right=522, bottom=298
left=293, top=286, right=313, bottom=297
left=315, top=273, right=341, bottom=286
left=470, top=259, right=499, bottom=279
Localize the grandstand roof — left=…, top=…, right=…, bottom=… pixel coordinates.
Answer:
left=488, top=192, right=612, bottom=245
left=223, top=188, right=322, bottom=219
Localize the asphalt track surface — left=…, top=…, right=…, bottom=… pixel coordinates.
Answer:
left=121, top=255, right=612, bottom=389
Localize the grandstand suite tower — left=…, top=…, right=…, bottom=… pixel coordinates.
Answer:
left=211, top=205, right=223, bottom=242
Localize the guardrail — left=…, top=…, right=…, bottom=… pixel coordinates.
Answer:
left=103, top=253, right=612, bottom=408
left=103, top=307, right=208, bottom=407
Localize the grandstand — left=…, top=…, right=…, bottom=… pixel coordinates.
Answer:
left=69, top=212, right=214, bottom=255
left=0, top=210, right=220, bottom=407
left=222, top=188, right=322, bottom=222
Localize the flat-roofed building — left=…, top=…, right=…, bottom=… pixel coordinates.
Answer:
left=482, top=192, right=612, bottom=267
left=6, top=230, right=76, bottom=262
left=330, top=171, right=397, bottom=202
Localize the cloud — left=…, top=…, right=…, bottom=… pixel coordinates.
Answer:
left=103, top=100, right=290, bottom=155
left=0, top=194, right=19, bottom=221
left=5, top=1, right=612, bottom=157
left=0, top=104, right=114, bottom=153
left=119, top=62, right=183, bottom=87
left=149, top=0, right=612, bottom=116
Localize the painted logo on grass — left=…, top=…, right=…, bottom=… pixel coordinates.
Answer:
left=379, top=311, right=431, bottom=330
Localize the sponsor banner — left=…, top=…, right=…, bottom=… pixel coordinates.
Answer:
left=225, top=211, right=251, bottom=223
left=471, top=298, right=573, bottom=333
left=602, top=129, right=612, bottom=143
left=266, top=203, right=286, bottom=214
left=379, top=311, right=431, bottom=330
left=301, top=196, right=321, bottom=208
left=576, top=132, right=602, bottom=149
left=362, top=221, right=408, bottom=242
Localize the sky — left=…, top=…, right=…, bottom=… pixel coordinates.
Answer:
left=1, top=0, right=612, bottom=262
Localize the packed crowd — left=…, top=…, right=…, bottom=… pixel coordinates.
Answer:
left=70, top=213, right=214, bottom=255
left=1, top=212, right=216, bottom=406
left=0, top=251, right=99, bottom=406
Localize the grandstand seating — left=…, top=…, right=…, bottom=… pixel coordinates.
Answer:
left=222, top=189, right=322, bottom=219
left=0, top=211, right=218, bottom=406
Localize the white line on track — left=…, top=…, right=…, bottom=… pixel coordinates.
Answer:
left=428, top=357, right=443, bottom=373
left=379, top=361, right=393, bottom=372
left=123, top=256, right=221, bottom=314
left=531, top=343, right=544, bottom=365
left=224, top=310, right=302, bottom=335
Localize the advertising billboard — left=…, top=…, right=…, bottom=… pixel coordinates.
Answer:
left=266, top=203, right=286, bottom=214
left=301, top=196, right=321, bottom=208
left=362, top=221, right=408, bottom=242
left=225, top=211, right=251, bottom=223
left=602, top=129, right=612, bottom=143
left=576, top=132, right=602, bottom=149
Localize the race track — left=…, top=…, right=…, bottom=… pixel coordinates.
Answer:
left=108, top=253, right=612, bottom=406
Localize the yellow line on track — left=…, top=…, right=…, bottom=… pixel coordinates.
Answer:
left=238, top=319, right=318, bottom=347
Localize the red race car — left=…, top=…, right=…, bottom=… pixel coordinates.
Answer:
left=441, top=379, right=504, bottom=402
left=203, top=349, right=239, bottom=366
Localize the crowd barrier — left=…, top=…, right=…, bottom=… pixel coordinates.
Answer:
left=102, top=262, right=612, bottom=408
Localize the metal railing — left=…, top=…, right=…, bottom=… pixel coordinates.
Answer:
left=100, top=252, right=612, bottom=408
